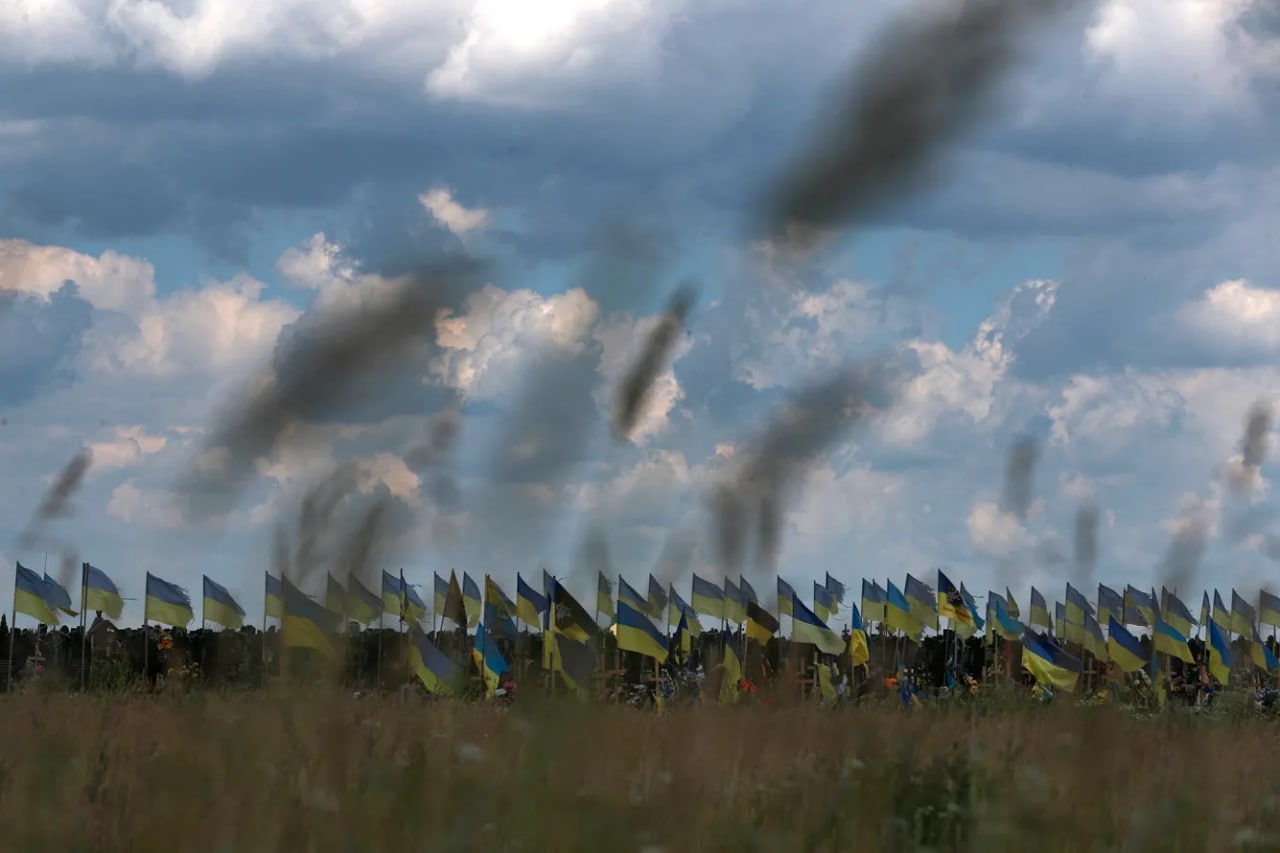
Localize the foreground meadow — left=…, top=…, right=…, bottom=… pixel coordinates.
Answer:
left=2, top=689, right=1278, bottom=852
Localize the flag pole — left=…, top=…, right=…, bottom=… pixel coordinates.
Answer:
left=79, top=562, right=89, bottom=691
left=6, top=567, right=16, bottom=692
left=143, top=574, right=150, bottom=691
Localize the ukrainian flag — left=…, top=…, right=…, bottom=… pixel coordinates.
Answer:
left=1005, top=588, right=1020, bottom=620
left=1208, top=620, right=1232, bottom=684
left=1152, top=605, right=1195, bottom=664
left=1232, top=589, right=1258, bottom=636
left=617, top=576, right=648, bottom=615
left=265, top=572, right=283, bottom=619
left=202, top=576, right=245, bottom=630
left=1160, top=587, right=1196, bottom=637
left=483, top=575, right=518, bottom=640
left=1261, top=590, right=1280, bottom=629
left=746, top=600, right=778, bottom=645
left=1213, top=590, right=1232, bottom=633
left=1123, top=586, right=1154, bottom=627
left=403, top=575, right=428, bottom=622
left=1097, top=583, right=1122, bottom=627
left=1082, top=612, right=1108, bottom=661
left=848, top=600, right=870, bottom=667
left=1251, top=624, right=1278, bottom=673
left=596, top=572, right=614, bottom=620
left=719, top=644, right=742, bottom=704
left=1107, top=616, right=1147, bottom=673
left=517, top=573, right=547, bottom=626
left=690, top=573, right=725, bottom=620
left=282, top=578, right=341, bottom=659
left=813, top=581, right=835, bottom=623
left=861, top=579, right=887, bottom=624
left=990, top=593, right=1024, bottom=641
left=615, top=599, right=668, bottom=661
left=42, top=572, right=77, bottom=617
left=144, top=573, right=193, bottom=628
left=790, top=593, right=845, bottom=654
left=672, top=611, right=693, bottom=659
left=1021, top=629, right=1082, bottom=692
left=1054, top=602, right=1065, bottom=641
left=1065, top=583, right=1093, bottom=625
left=885, top=581, right=922, bottom=640
left=14, top=563, right=59, bottom=625
left=723, top=577, right=747, bottom=624
left=381, top=570, right=403, bottom=615
left=959, top=584, right=983, bottom=631
left=740, top=575, right=759, bottom=604
left=408, top=621, right=460, bottom=695
left=346, top=575, right=382, bottom=624
left=777, top=577, right=796, bottom=618
left=434, top=573, right=449, bottom=616
left=82, top=563, right=124, bottom=620
left=325, top=573, right=347, bottom=618
left=938, top=571, right=971, bottom=626
left=825, top=573, right=846, bottom=605
left=905, top=574, right=938, bottom=630
left=462, top=573, right=482, bottom=627
left=472, top=623, right=509, bottom=696
left=647, top=574, right=669, bottom=618
left=667, top=585, right=701, bottom=637
left=1029, top=587, right=1051, bottom=629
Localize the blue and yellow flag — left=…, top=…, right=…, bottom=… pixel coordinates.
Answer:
left=1021, top=629, right=1082, bottom=692
left=937, top=571, right=971, bottom=626
left=1123, top=586, right=1154, bottom=627
left=517, top=573, right=548, bottom=626
left=202, top=576, right=245, bottom=630
left=145, top=572, right=193, bottom=627
left=1213, top=590, right=1232, bottom=633
left=615, top=599, right=668, bottom=661
left=462, top=573, right=482, bottom=627
left=403, top=578, right=427, bottom=622
left=14, top=563, right=59, bottom=625
left=1232, top=590, right=1257, bottom=637
left=1160, top=587, right=1196, bottom=638
left=434, top=573, right=449, bottom=616
left=346, top=575, right=382, bottom=624
left=1106, top=616, right=1147, bottom=673
left=617, top=576, right=647, bottom=615
left=472, top=623, right=509, bottom=696
left=1097, top=584, right=1122, bottom=627
left=265, top=572, right=284, bottom=619
left=1208, top=620, right=1232, bottom=684
left=905, top=574, right=938, bottom=630
left=1152, top=603, right=1195, bottom=664
left=1251, top=624, right=1278, bottom=674
left=1028, top=587, right=1051, bottom=630
left=960, top=584, right=984, bottom=631
left=596, top=572, right=614, bottom=620
left=723, top=577, right=747, bottom=624
left=82, top=563, right=124, bottom=620
left=282, top=578, right=341, bottom=659
left=325, top=574, right=347, bottom=618
left=848, top=600, right=870, bottom=667
left=668, top=585, right=701, bottom=637
left=380, top=570, right=403, bottom=616
left=1054, top=602, right=1066, bottom=641
left=409, top=621, right=459, bottom=695
left=1082, top=612, right=1108, bottom=661
left=813, top=581, right=835, bottom=623
left=775, top=577, right=796, bottom=618
left=648, top=574, right=670, bottom=618
left=861, top=579, right=887, bottom=624
left=1005, top=588, right=1020, bottom=620
left=690, top=573, right=725, bottom=620
left=885, top=581, right=922, bottom=640
left=824, top=573, right=846, bottom=605
left=1065, top=583, right=1093, bottom=625
left=41, top=573, right=77, bottom=617
left=739, top=576, right=759, bottom=605
left=673, top=610, right=693, bottom=659
left=483, top=575, right=518, bottom=640
left=1260, top=590, right=1280, bottom=629
left=790, top=593, right=845, bottom=654
left=991, top=593, right=1024, bottom=641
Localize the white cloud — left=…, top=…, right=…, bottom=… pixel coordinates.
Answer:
left=1177, top=279, right=1280, bottom=359
left=419, top=187, right=490, bottom=237
left=106, top=481, right=186, bottom=529
left=87, top=426, right=168, bottom=474
left=431, top=284, right=600, bottom=398
left=0, top=239, right=156, bottom=314
left=967, top=500, right=1030, bottom=559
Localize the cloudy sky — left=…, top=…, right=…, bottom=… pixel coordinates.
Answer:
left=1, top=0, right=1278, bottom=629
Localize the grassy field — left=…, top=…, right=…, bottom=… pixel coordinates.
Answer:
left=2, top=688, right=1278, bottom=852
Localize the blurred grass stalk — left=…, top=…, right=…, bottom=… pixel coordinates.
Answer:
left=2, top=688, right=1279, bottom=852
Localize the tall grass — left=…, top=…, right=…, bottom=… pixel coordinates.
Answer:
left=2, top=690, right=1278, bottom=851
